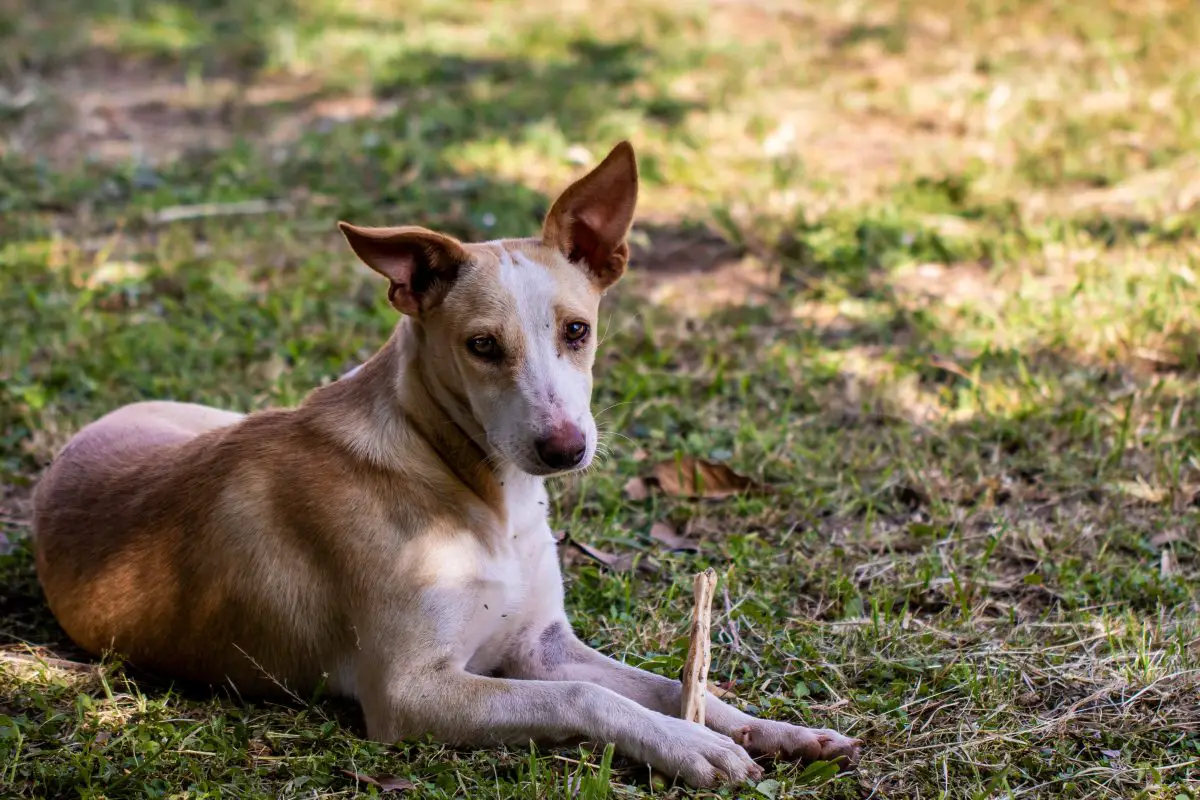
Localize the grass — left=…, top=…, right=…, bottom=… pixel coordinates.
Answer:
left=1, top=0, right=1199, bottom=797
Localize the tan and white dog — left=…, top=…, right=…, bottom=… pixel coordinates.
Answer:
left=32, top=142, right=858, bottom=787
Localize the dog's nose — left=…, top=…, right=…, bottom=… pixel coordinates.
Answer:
left=535, top=423, right=587, bottom=470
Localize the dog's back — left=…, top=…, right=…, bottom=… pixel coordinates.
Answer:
left=32, top=401, right=352, bottom=694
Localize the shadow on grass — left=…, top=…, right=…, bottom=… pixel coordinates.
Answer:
left=0, top=1, right=703, bottom=237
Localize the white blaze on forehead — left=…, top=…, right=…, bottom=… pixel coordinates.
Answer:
left=496, top=246, right=559, bottom=347
left=496, top=247, right=558, bottom=394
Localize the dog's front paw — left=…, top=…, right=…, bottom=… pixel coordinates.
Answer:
left=734, top=721, right=860, bottom=767
left=647, top=717, right=763, bottom=788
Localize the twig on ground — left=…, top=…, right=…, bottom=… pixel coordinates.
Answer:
left=681, top=568, right=718, bottom=724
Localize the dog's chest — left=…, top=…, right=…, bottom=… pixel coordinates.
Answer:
left=460, top=477, right=562, bottom=671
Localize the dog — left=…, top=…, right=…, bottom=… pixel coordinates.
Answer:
left=32, top=142, right=859, bottom=787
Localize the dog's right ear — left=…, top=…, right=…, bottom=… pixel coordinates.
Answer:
left=338, top=223, right=467, bottom=316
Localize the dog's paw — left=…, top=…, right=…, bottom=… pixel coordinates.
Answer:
left=647, top=717, right=763, bottom=788
left=734, top=721, right=860, bottom=767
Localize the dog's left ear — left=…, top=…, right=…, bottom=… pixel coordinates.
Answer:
left=542, top=141, right=639, bottom=290
left=338, top=223, right=467, bottom=316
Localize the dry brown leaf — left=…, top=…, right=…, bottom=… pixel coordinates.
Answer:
left=1113, top=478, right=1168, bottom=505
left=684, top=518, right=723, bottom=539
left=338, top=770, right=415, bottom=793
left=649, top=457, right=771, bottom=499
left=623, top=477, right=650, bottom=501
left=611, top=552, right=661, bottom=574
left=559, top=534, right=657, bottom=574
left=1150, top=530, right=1187, bottom=547
left=569, top=539, right=621, bottom=568
left=649, top=521, right=700, bottom=553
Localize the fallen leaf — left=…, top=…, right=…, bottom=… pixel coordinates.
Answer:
left=1113, top=478, right=1168, bottom=505
left=338, top=769, right=414, bottom=792
left=1150, top=530, right=1185, bottom=547
left=650, top=457, right=771, bottom=499
left=649, top=521, right=700, bottom=553
left=567, top=538, right=621, bottom=568
left=684, top=518, right=723, bottom=538
left=559, top=535, right=657, bottom=574
left=623, top=477, right=650, bottom=501
left=611, top=551, right=660, bottom=575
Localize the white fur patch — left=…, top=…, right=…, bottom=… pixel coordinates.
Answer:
left=488, top=247, right=597, bottom=470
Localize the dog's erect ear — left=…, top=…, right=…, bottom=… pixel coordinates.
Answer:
left=542, top=141, right=639, bottom=290
left=338, top=223, right=467, bottom=316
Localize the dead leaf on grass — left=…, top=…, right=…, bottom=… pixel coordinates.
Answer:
left=624, top=477, right=651, bottom=502
left=1113, top=478, right=1168, bottom=505
left=649, top=457, right=772, bottom=499
left=338, top=769, right=415, bottom=792
left=609, top=550, right=660, bottom=575
left=1150, top=530, right=1188, bottom=547
left=558, top=533, right=658, bottom=574
left=649, top=521, right=701, bottom=553
left=568, top=538, right=621, bottom=568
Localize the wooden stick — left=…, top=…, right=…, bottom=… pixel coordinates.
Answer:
left=681, top=567, right=718, bottom=724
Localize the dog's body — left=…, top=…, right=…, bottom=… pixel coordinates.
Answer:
left=33, top=143, right=857, bottom=787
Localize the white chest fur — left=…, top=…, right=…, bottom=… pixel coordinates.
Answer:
left=425, top=472, right=565, bottom=674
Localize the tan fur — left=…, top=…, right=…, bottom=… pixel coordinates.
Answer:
left=32, top=143, right=858, bottom=787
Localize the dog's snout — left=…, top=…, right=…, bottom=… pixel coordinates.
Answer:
left=534, top=423, right=587, bottom=471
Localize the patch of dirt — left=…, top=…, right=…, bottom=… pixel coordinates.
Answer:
left=626, top=225, right=777, bottom=317
left=1, top=51, right=393, bottom=166
left=889, top=261, right=1003, bottom=309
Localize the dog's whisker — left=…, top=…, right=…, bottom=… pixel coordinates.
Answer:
left=594, top=400, right=632, bottom=419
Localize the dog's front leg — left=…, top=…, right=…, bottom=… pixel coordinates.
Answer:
left=507, top=620, right=860, bottom=765
left=355, top=659, right=761, bottom=788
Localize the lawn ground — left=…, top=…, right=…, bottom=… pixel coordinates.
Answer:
left=1, top=1, right=1198, bottom=797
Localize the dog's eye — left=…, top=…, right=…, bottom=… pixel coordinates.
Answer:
left=467, top=336, right=501, bottom=359
left=564, top=322, right=589, bottom=344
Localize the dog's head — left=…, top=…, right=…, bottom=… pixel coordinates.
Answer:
left=339, top=142, right=638, bottom=477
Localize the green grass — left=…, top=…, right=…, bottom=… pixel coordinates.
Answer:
left=2, top=0, right=1199, bottom=797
